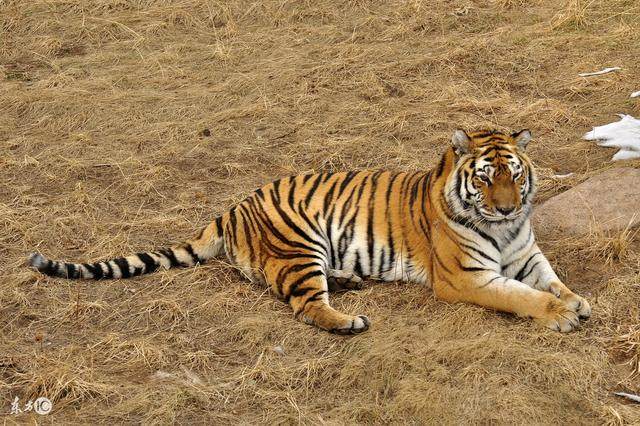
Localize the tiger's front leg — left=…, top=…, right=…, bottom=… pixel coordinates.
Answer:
left=433, top=270, right=584, bottom=332
left=504, top=246, right=591, bottom=320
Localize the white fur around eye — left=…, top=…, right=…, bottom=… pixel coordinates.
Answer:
left=476, top=172, right=491, bottom=184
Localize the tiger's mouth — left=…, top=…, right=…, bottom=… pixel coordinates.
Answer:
left=475, top=206, right=522, bottom=222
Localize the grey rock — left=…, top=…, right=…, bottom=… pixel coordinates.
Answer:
left=533, top=168, right=640, bottom=237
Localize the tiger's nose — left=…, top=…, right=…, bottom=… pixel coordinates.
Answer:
left=496, top=206, right=515, bottom=216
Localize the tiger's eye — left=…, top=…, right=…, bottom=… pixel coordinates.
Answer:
left=476, top=174, right=491, bottom=185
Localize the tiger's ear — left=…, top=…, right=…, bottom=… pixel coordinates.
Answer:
left=511, top=129, right=532, bottom=150
left=451, top=129, right=471, bottom=156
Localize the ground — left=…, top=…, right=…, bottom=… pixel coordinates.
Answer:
left=1, top=0, right=640, bottom=424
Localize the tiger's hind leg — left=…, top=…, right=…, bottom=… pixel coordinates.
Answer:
left=263, top=259, right=370, bottom=334
left=327, top=269, right=363, bottom=292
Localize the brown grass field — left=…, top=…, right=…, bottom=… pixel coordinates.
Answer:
left=1, top=0, right=640, bottom=424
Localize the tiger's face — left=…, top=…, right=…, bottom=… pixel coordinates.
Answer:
left=446, top=128, right=536, bottom=225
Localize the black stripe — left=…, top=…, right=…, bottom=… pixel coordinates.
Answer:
left=42, top=260, right=58, bottom=276
left=353, top=252, right=363, bottom=277
left=245, top=197, right=320, bottom=253
left=65, top=263, right=77, bottom=279
left=434, top=268, right=458, bottom=290
left=184, top=244, right=201, bottom=264
left=385, top=172, right=399, bottom=205
left=321, top=172, right=335, bottom=183
left=299, top=290, right=327, bottom=312
left=297, top=200, right=323, bottom=240
left=288, top=178, right=297, bottom=211
left=228, top=208, right=239, bottom=249
left=244, top=202, right=316, bottom=261
left=433, top=250, right=452, bottom=274
left=514, top=252, right=542, bottom=281
left=238, top=202, right=259, bottom=234
left=288, top=262, right=322, bottom=275
left=354, top=174, right=371, bottom=206
left=83, top=263, right=103, bottom=279
left=435, top=153, right=448, bottom=179
left=236, top=206, right=257, bottom=264
left=478, top=275, right=503, bottom=289
left=271, top=191, right=325, bottom=249
left=418, top=216, right=431, bottom=245
left=502, top=239, right=534, bottom=271
left=338, top=171, right=358, bottom=195
left=291, top=285, right=320, bottom=299
left=114, top=257, right=131, bottom=278
left=268, top=247, right=325, bottom=262
left=399, top=172, right=413, bottom=204
left=366, top=172, right=382, bottom=274
left=367, top=208, right=375, bottom=275
left=304, top=174, right=323, bottom=206
left=504, top=221, right=524, bottom=246
left=105, top=261, right=114, bottom=278
left=272, top=179, right=281, bottom=201
left=518, top=261, right=542, bottom=281
left=326, top=209, right=337, bottom=269
left=301, top=173, right=313, bottom=185
left=478, top=145, right=500, bottom=156
left=459, top=243, right=497, bottom=265
left=378, top=247, right=386, bottom=276
left=462, top=169, right=475, bottom=198
left=159, top=249, right=180, bottom=268
left=137, top=253, right=158, bottom=274
left=338, top=215, right=356, bottom=269
left=276, top=262, right=321, bottom=295
left=526, top=168, right=534, bottom=198
left=420, top=171, right=431, bottom=203
left=285, top=269, right=325, bottom=301
left=337, top=179, right=360, bottom=229
left=449, top=214, right=500, bottom=252
left=516, top=260, right=542, bottom=281
left=215, top=216, right=224, bottom=234
left=337, top=234, right=348, bottom=268
left=274, top=265, right=288, bottom=295
left=442, top=222, right=495, bottom=264
left=385, top=173, right=399, bottom=275
left=455, top=256, right=491, bottom=272
left=409, top=173, right=423, bottom=207
left=502, top=231, right=533, bottom=269
left=474, top=131, right=495, bottom=139
left=322, top=178, right=339, bottom=212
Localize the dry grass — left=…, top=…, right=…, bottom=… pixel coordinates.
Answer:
left=1, top=0, right=640, bottom=423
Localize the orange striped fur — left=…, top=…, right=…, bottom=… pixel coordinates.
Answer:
left=30, top=129, right=591, bottom=334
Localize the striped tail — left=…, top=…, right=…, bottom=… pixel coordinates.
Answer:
left=28, top=216, right=226, bottom=280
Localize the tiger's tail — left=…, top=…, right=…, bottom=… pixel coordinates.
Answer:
left=28, top=216, right=226, bottom=280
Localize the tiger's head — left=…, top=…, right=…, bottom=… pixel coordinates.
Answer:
left=444, top=128, right=536, bottom=226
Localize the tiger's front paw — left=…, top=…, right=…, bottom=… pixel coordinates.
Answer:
left=548, top=282, right=591, bottom=319
left=564, top=293, right=591, bottom=319
left=535, top=298, right=580, bottom=332
left=331, top=315, right=371, bottom=335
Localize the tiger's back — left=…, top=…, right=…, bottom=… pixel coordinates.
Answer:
left=226, top=170, right=432, bottom=286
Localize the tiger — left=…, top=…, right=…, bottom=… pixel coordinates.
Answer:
left=29, top=128, right=591, bottom=334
